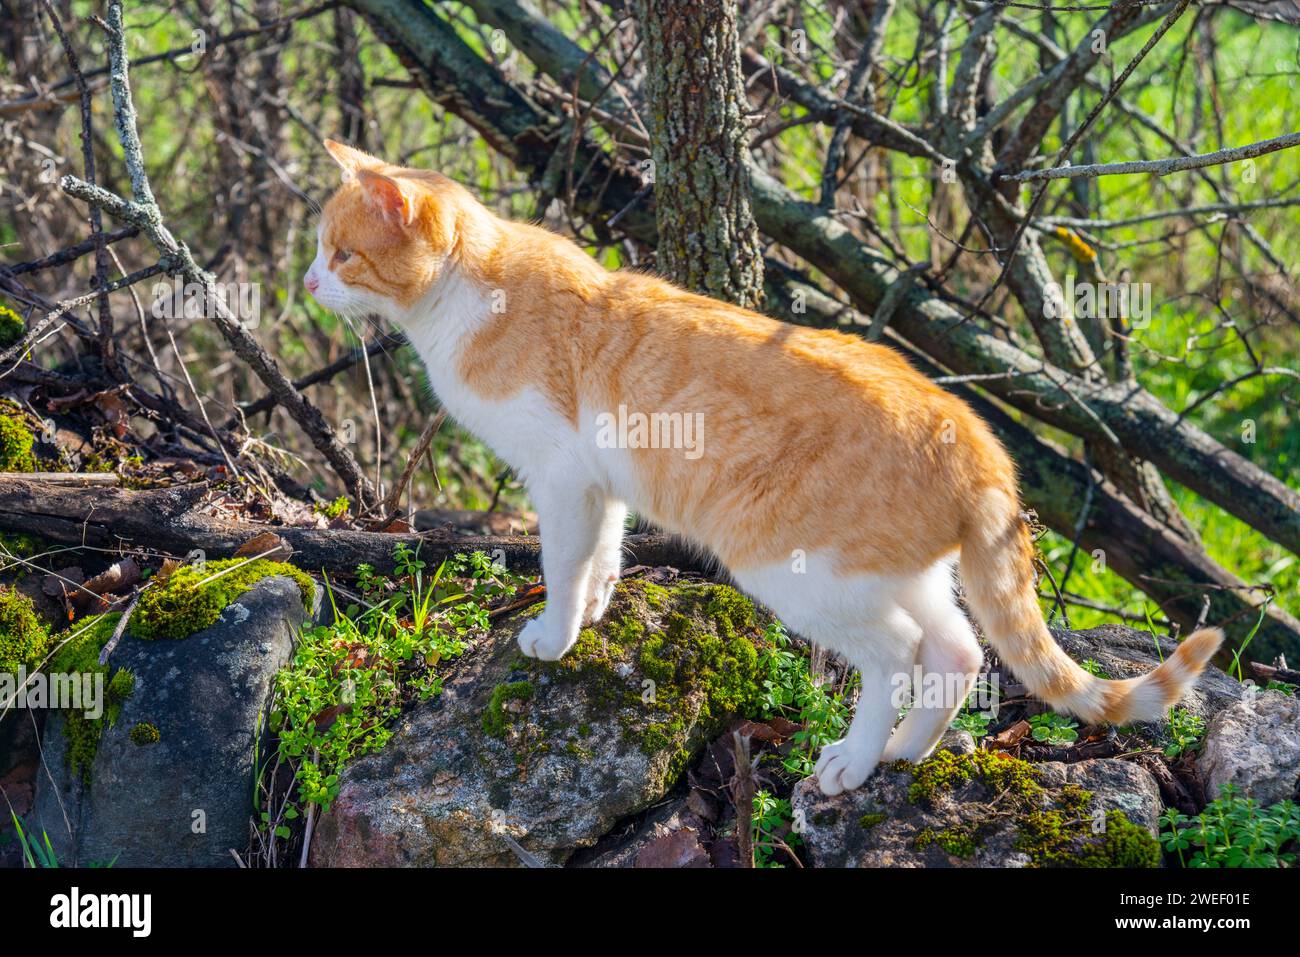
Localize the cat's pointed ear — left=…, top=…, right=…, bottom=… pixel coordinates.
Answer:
left=323, top=139, right=382, bottom=179
left=356, top=169, right=414, bottom=227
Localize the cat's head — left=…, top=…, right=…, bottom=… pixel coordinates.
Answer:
left=303, top=140, right=461, bottom=322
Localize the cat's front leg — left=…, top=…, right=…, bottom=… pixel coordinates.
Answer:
left=582, top=498, right=627, bottom=625
left=517, top=477, right=606, bottom=661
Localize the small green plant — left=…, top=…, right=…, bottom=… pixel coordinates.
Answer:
left=1163, top=706, right=1206, bottom=758
left=1028, top=712, right=1079, bottom=745
left=752, top=789, right=802, bottom=867
left=8, top=813, right=116, bottom=868
left=1080, top=658, right=1108, bottom=678
left=1227, top=600, right=1273, bottom=682
left=314, top=495, right=350, bottom=520
left=271, top=548, right=521, bottom=809
left=950, top=709, right=993, bottom=739
left=1161, top=784, right=1300, bottom=868
left=756, top=620, right=851, bottom=776
left=1265, top=680, right=1296, bottom=696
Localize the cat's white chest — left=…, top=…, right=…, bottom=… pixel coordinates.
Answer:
left=397, top=275, right=569, bottom=479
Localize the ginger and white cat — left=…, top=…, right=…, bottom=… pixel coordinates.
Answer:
left=304, top=140, right=1222, bottom=796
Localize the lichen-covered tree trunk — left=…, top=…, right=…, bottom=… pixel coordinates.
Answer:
left=635, top=0, right=764, bottom=308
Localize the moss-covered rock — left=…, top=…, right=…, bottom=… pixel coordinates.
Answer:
left=543, top=579, right=767, bottom=789
left=482, top=680, right=534, bottom=737
left=46, top=613, right=136, bottom=784
left=0, top=585, right=50, bottom=676
left=32, top=575, right=307, bottom=866
left=312, top=578, right=777, bottom=867
left=131, top=558, right=314, bottom=640
left=0, top=407, right=38, bottom=472
left=128, top=722, right=161, bottom=746
left=793, top=750, right=1163, bottom=868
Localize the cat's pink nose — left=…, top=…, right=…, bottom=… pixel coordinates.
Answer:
left=304, top=273, right=319, bottom=294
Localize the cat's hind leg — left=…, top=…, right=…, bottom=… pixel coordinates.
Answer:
left=812, top=610, right=922, bottom=796
left=882, top=562, right=984, bottom=763
left=517, top=476, right=609, bottom=661
left=731, top=560, right=922, bottom=796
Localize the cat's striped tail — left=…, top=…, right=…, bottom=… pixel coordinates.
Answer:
left=960, top=489, right=1223, bottom=724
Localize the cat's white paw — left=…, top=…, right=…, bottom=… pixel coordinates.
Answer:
left=582, top=570, right=619, bottom=625
left=517, top=614, right=576, bottom=662
left=814, top=739, right=878, bottom=797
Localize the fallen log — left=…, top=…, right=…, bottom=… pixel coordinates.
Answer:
left=0, top=478, right=703, bottom=577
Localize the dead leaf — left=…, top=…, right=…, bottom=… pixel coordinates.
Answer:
left=311, top=703, right=352, bottom=732
left=155, top=558, right=182, bottom=582
left=634, top=827, right=711, bottom=868
left=732, top=717, right=799, bottom=743
left=233, top=531, right=293, bottom=562
left=94, top=390, right=130, bottom=440
left=43, top=567, right=85, bottom=597
left=685, top=789, right=718, bottom=823
left=988, top=719, right=1031, bottom=751
left=77, top=557, right=141, bottom=602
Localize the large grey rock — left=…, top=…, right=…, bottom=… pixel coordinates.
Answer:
left=310, top=579, right=773, bottom=867
left=792, top=752, right=1163, bottom=868
left=571, top=797, right=713, bottom=868
left=1036, top=760, right=1164, bottom=828
left=1198, top=691, right=1300, bottom=806
left=33, top=575, right=313, bottom=867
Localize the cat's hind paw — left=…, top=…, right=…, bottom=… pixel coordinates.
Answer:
left=517, top=615, right=576, bottom=662
left=814, top=739, right=878, bottom=797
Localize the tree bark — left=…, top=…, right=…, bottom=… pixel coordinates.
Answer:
left=0, top=478, right=702, bottom=577
left=635, top=0, right=764, bottom=307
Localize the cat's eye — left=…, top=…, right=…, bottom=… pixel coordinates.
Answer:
left=331, top=248, right=353, bottom=267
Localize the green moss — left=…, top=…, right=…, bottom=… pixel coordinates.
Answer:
left=129, top=722, right=161, bottom=746
left=915, top=825, right=979, bottom=858
left=0, top=411, right=38, bottom=472
left=521, top=580, right=773, bottom=792
left=641, top=582, right=669, bottom=610
left=906, top=749, right=1159, bottom=868
left=482, top=680, right=535, bottom=737
left=0, top=531, right=45, bottom=562
left=131, top=558, right=314, bottom=640
left=0, top=304, right=23, bottom=348
left=1093, top=811, right=1164, bottom=868
left=1019, top=807, right=1160, bottom=868
left=859, top=811, right=887, bottom=830
left=0, top=586, right=50, bottom=675
left=48, top=614, right=135, bottom=783
left=908, top=748, right=1042, bottom=805
left=704, top=586, right=756, bottom=638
